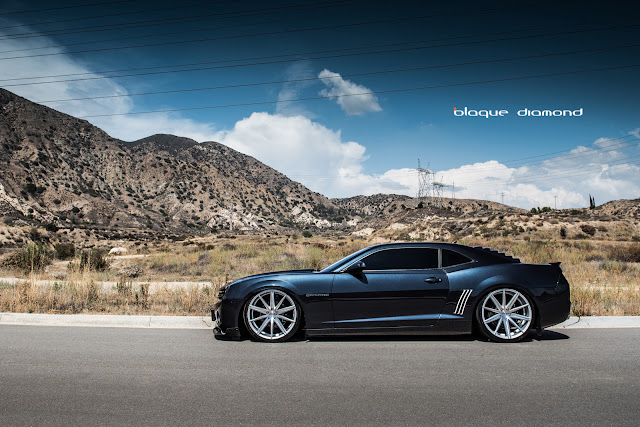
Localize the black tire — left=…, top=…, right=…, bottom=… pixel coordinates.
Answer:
left=243, top=289, right=301, bottom=343
left=476, top=288, right=534, bottom=343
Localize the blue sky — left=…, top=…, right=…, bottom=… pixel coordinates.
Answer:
left=1, top=0, right=639, bottom=207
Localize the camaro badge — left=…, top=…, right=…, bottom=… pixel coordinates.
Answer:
left=306, top=293, right=329, bottom=297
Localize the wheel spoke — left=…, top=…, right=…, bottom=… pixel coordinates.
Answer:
left=484, top=307, right=500, bottom=314
left=249, top=305, right=268, bottom=314
left=277, top=305, right=295, bottom=314
left=484, top=313, right=501, bottom=324
left=270, top=316, right=274, bottom=337
left=508, top=316, right=525, bottom=333
left=252, top=314, right=268, bottom=322
left=276, top=296, right=286, bottom=309
left=277, top=314, right=294, bottom=322
left=257, top=318, right=270, bottom=334
left=506, top=293, right=519, bottom=310
left=493, top=316, right=503, bottom=334
left=258, top=295, right=269, bottom=309
left=510, top=313, right=530, bottom=321
left=504, top=316, right=511, bottom=339
left=510, top=304, right=529, bottom=312
left=270, top=291, right=275, bottom=309
left=490, top=294, right=502, bottom=309
left=274, top=317, right=287, bottom=334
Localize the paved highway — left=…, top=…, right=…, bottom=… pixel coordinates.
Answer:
left=1, top=326, right=639, bottom=426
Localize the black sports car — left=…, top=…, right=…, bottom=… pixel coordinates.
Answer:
left=212, top=242, right=571, bottom=343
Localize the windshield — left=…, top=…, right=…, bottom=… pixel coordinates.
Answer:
left=319, top=246, right=372, bottom=273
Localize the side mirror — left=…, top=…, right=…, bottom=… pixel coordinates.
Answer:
left=344, top=261, right=366, bottom=274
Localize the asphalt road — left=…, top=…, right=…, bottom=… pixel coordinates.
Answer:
left=1, top=326, right=639, bottom=426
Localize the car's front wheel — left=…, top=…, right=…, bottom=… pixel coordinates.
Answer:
left=244, top=289, right=301, bottom=342
left=476, top=288, right=533, bottom=343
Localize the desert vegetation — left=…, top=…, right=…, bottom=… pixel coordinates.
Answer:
left=1, top=233, right=639, bottom=317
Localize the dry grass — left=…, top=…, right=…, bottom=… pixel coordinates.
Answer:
left=1, top=236, right=638, bottom=316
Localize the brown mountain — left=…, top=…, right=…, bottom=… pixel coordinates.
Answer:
left=0, top=88, right=348, bottom=237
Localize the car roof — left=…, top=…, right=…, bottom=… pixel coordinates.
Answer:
left=360, top=242, right=520, bottom=263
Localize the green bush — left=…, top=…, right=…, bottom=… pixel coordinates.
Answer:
left=54, top=243, right=75, bottom=260
left=3, top=242, right=52, bottom=273
left=69, top=249, right=110, bottom=272
left=302, top=230, right=313, bottom=238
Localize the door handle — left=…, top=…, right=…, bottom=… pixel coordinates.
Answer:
left=424, top=277, right=442, bottom=283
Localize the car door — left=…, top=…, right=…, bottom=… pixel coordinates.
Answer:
left=331, top=246, right=449, bottom=329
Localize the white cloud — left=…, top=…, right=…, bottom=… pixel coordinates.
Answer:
left=318, top=69, right=382, bottom=115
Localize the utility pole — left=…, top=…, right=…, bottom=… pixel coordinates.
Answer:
left=500, top=192, right=505, bottom=205
left=554, top=196, right=557, bottom=210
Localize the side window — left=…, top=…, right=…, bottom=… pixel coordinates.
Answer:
left=360, top=248, right=439, bottom=270
left=441, top=249, right=472, bottom=267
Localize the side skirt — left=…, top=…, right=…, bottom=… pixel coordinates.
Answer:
left=306, top=320, right=472, bottom=337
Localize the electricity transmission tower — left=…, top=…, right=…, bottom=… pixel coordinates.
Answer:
left=416, top=159, right=433, bottom=205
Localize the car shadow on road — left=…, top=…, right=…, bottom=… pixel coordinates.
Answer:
left=302, top=329, right=569, bottom=343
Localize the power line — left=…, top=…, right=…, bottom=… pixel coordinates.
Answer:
left=0, top=0, right=132, bottom=16
left=0, top=0, right=368, bottom=41
left=0, top=1, right=373, bottom=56
left=75, top=63, right=640, bottom=118
left=0, top=2, right=576, bottom=61
left=32, top=43, right=640, bottom=104
left=0, top=1, right=232, bottom=31
left=3, top=24, right=638, bottom=87
left=1, top=19, right=632, bottom=83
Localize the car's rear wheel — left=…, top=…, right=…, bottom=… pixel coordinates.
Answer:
left=244, top=289, right=300, bottom=342
left=476, top=288, right=533, bottom=343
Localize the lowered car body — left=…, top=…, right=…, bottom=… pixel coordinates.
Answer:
left=212, top=242, right=571, bottom=343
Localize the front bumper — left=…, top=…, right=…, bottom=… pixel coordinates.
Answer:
left=211, top=299, right=243, bottom=338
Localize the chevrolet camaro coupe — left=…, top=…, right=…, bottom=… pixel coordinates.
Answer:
left=212, top=242, right=571, bottom=343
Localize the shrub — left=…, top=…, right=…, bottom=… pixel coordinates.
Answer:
left=3, top=242, right=51, bottom=273
left=70, top=249, right=110, bottom=272
left=45, top=223, right=59, bottom=232
left=580, top=224, right=596, bottom=236
left=302, top=230, right=313, bottom=238
left=606, top=244, right=640, bottom=263
left=54, top=243, right=75, bottom=260
left=23, top=183, right=37, bottom=194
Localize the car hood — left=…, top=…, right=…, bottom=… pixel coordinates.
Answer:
left=224, top=269, right=317, bottom=289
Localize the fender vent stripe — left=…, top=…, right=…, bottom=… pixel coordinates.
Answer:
left=454, top=289, right=473, bottom=315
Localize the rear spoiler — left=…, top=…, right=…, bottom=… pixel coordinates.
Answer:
left=550, top=261, right=562, bottom=271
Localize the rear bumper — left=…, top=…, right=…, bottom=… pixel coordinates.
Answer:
left=538, top=290, right=571, bottom=328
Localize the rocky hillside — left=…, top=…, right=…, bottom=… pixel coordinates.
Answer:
left=0, top=89, right=349, bottom=239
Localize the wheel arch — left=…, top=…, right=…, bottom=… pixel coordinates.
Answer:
left=471, top=282, right=540, bottom=329
left=237, top=282, right=306, bottom=338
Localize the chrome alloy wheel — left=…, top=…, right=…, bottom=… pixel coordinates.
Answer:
left=481, top=288, right=532, bottom=341
left=246, top=290, right=298, bottom=341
